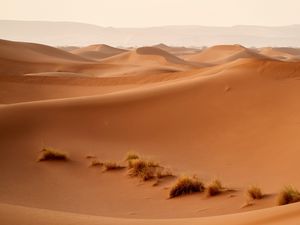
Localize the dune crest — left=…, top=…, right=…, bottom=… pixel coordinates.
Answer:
left=184, top=44, right=268, bottom=65
left=101, top=46, right=192, bottom=67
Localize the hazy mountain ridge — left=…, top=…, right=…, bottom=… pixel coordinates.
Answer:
left=1, top=20, right=300, bottom=47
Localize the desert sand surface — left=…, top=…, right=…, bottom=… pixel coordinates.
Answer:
left=1, top=39, right=300, bottom=224
left=2, top=202, right=300, bottom=225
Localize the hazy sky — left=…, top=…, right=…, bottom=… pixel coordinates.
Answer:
left=2, top=0, right=300, bottom=27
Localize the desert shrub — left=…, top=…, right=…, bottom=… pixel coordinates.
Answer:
left=38, top=148, right=68, bottom=161
left=247, top=186, right=263, bottom=200
left=169, top=176, right=205, bottom=198
left=278, top=186, right=300, bottom=205
left=128, top=159, right=160, bottom=181
left=103, top=161, right=125, bottom=171
left=206, top=180, right=223, bottom=197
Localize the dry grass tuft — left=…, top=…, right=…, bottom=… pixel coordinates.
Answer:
left=125, top=152, right=140, bottom=162
left=86, top=155, right=97, bottom=159
left=157, top=168, right=174, bottom=179
left=103, top=161, right=125, bottom=171
left=89, top=160, right=103, bottom=167
left=278, top=186, right=300, bottom=205
left=169, top=176, right=205, bottom=198
left=206, top=180, right=223, bottom=197
left=128, top=159, right=160, bottom=181
left=241, top=200, right=254, bottom=208
left=38, top=148, right=68, bottom=161
left=247, top=186, right=263, bottom=200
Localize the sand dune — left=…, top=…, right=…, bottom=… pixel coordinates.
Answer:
left=101, top=46, right=199, bottom=68
left=71, top=44, right=127, bottom=60
left=259, top=47, right=300, bottom=61
left=1, top=40, right=300, bottom=224
left=184, top=44, right=268, bottom=65
left=152, top=43, right=201, bottom=57
left=0, top=40, right=187, bottom=77
left=0, top=39, right=90, bottom=63
left=59, top=46, right=80, bottom=52
left=1, top=58, right=300, bottom=219
left=0, top=39, right=97, bottom=75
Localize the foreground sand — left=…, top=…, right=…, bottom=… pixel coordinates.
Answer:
left=1, top=39, right=300, bottom=224
left=1, top=202, right=300, bottom=225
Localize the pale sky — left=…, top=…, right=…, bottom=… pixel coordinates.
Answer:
left=1, top=0, right=300, bottom=27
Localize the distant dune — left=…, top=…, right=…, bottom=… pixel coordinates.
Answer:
left=0, top=39, right=90, bottom=63
left=0, top=40, right=184, bottom=77
left=100, top=46, right=202, bottom=70
left=152, top=43, right=201, bottom=56
left=71, top=44, right=127, bottom=60
left=258, top=47, right=300, bottom=61
left=59, top=46, right=80, bottom=52
left=0, top=39, right=95, bottom=75
left=1, top=38, right=300, bottom=225
left=183, top=44, right=269, bottom=65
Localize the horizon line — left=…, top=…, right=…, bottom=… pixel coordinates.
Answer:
left=1, top=19, right=300, bottom=29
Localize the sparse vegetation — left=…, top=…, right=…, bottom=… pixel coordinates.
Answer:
left=206, top=180, right=224, bottom=197
left=278, top=186, right=300, bottom=205
left=156, top=168, right=173, bottom=179
left=128, top=159, right=160, bottom=181
left=103, top=161, right=125, bottom=171
left=125, top=152, right=140, bottom=162
left=38, top=148, right=68, bottom=161
left=169, top=176, right=205, bottom=198
left=247, top=186, right=263, bottom=200
left=89, top=160, right=103, bottom=167
left=86, top=155, right=97, bottom=159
